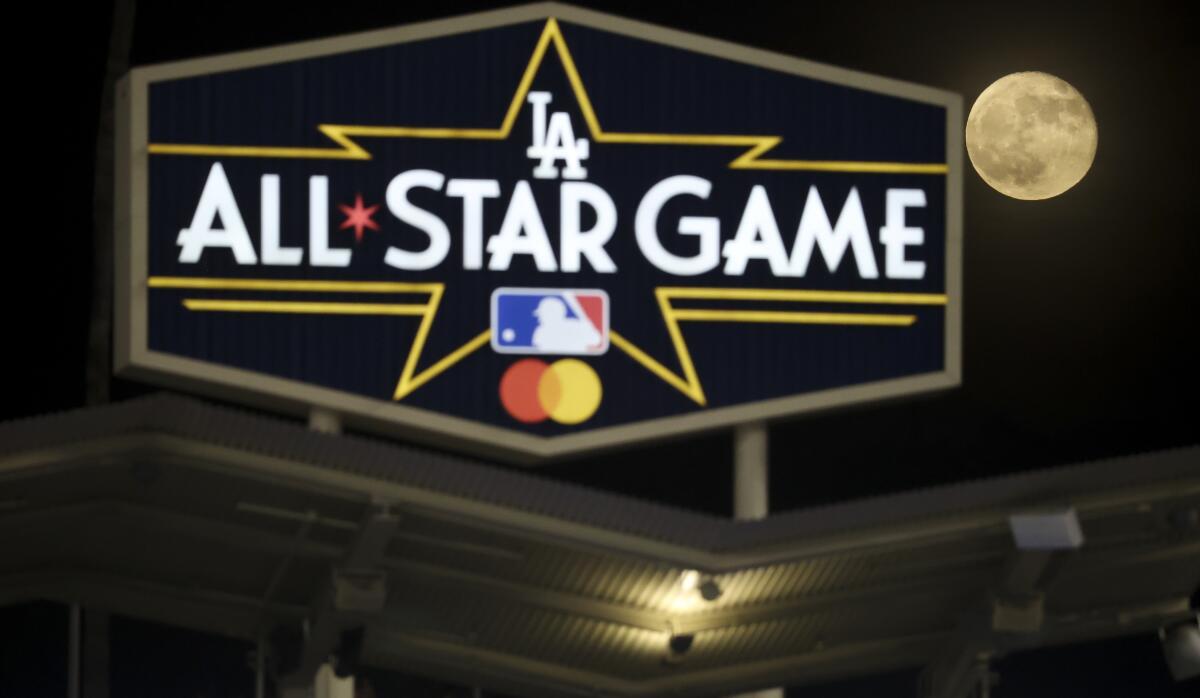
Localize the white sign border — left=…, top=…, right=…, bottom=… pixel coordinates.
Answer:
left=115, top=2, right=963, bottom=463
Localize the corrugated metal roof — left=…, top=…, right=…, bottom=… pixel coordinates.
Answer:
left=0, top=394, right=724, bottom=546
left=2, top=394, right=1197, bottom=696
left=3, top=393, right=1195, bottom=557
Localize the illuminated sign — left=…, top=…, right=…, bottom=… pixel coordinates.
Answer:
left=116, top=3, right=962, bottom=460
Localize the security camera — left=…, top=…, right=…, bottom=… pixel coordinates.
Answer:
left=669, top=633, right=695, bottom=655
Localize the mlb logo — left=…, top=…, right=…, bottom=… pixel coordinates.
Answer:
left=491, top=288, right=609, bottom=356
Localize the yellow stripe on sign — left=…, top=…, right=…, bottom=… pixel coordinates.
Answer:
left=670, top=309, right=917, bottom=326
left=150, top=276, right=441, bottom=294
left=181, top=299, right=430, bottom=316
left=393, top=329, right=492, bottom=400
left=604, top=285, right=947, bottom=404
left=609, top=330, right=706, bottom=406
left=657, top=287, right=948, bottom=305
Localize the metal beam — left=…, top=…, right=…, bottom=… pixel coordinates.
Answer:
left=920, top=628, right=995, bottom=698
left=4, top=494, right=1192, bottom=652
left=85, top=0, right=135, bottom=408
left=0, top=499, right=344, bottom=560
left=1021, top=596, right=1194, bottom=651
left=924, top=500, right=1112, bottom=698
left=69, top=604, right=81, bottom=698
left=365, top=625, right=946, bottom=698
left=4, top=433, right=1197, bottom=573
left=83, top=609, right=110, bottom=698
left=0, top=497, right=997, bottom=640
left=280, top=502, right=399, bottom=688
left=377, top=550, right=998, bottom=635
left=733, top=422, right=768, bottom=520
left=0, top=570, right=306, bottom=640
left=131, top=437, right=1007, bottom=564
left=344, top=502, right=400, bottom=568
left=1000, top=550, right=1055, bottom=595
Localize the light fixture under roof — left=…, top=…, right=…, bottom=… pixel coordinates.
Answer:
left=680, top=569, right=700, bottom=592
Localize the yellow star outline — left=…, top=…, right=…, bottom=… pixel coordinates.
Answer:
left=148, top=18, right=949, bottom=174
left=145, top=277, right=483, bottom=400
left=147, top=18, right=951, bottom=406
left=149, top=276, right=948, bottom=406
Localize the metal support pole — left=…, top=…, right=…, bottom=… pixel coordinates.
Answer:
left=83, top=609, right=110, bottom=698
left=734, top=422, right=768, bottom=520
left=68, top=604, right=81, bottom=698
left=255, top=635, right=266, bottom=698
left=730, top=423, right=783, bottom=698
left=85, top=0, right=136, bottom=405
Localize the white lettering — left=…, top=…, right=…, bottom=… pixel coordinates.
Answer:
left=526, top=91, right=589, bottom=180
left=177, top=162, right=258, bottom=264
left=789, top=187, right=878, bottom=278
left=722, top=185, right=791, bottom=276
left=487, top=181, right=557, bottom=271
left=309, top=176, right=350, bottom=267
left=259, top=175, right=303, bottom=266
left=384, top=169, right=450, bottom=271
left=880, top=188, right=926, bottom=279
left=446, top=178, right=500, bottom=270
left=635, top=175, right=720, bottom=276
left=560, top=182, right=616, bottom=273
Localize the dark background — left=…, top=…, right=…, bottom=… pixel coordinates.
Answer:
left=11, top=0, right=1196, bottom=514
left=4, top=1, right=1197, bottom=696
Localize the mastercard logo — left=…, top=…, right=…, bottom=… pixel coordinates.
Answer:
left=499, top=358, right=602, bottom=424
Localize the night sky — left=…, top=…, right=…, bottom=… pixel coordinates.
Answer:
left=4, top=1, right=1197, bottom=696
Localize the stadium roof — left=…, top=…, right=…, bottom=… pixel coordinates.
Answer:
left=2, top=394, right=1196, bottom=695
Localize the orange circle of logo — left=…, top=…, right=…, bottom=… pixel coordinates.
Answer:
left=499, top=359, right=602, bottom=425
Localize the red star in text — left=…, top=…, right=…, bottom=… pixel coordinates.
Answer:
left=338, top=194, right=380, bottom=243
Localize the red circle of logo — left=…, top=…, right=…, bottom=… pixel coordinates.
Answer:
left=499, top=358, right=550, bottom=423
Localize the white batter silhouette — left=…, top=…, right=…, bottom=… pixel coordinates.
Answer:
left=531, top=297, right=600, bottom=353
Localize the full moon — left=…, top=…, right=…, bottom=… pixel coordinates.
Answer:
left=966, top=72, right=1098, bottom=200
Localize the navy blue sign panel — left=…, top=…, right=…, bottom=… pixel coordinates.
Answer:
left=117, top=3, right=962, bottom=460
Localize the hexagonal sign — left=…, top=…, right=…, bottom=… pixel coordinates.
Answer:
left=116, top=2, right=962, bottom=461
